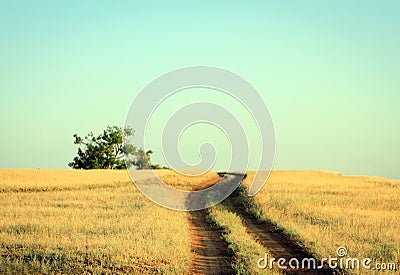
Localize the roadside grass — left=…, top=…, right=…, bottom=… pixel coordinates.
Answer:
left=241, top=171, right=400, bottom=274
left=0, top=169, right=218, bottom=274
left=207, top=202, right=280, bottom=274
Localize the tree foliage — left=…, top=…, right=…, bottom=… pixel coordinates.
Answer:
left=68, top=126, right=153, bottom=170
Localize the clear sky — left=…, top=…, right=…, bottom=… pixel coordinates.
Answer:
left=1, top=1, right=399, bottom=179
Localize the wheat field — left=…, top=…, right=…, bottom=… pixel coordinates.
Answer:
left=0, top=169, right=218, bottom=274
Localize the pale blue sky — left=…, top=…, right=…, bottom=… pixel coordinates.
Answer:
left=1, top=1, right=399, bottom=179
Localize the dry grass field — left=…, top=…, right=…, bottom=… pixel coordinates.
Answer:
left=0, top=169, right=218, bottom=274
left=1, top=169, right=399, bottom=274
left=242, top=170, right=400, bottom=273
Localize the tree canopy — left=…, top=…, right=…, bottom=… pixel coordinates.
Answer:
left=68, top=126, right=153, bottom=170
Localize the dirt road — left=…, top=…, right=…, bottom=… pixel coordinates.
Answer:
left=187, top=174, right=336, bottom=274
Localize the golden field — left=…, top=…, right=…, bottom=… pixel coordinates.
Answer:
left=0, top=169, right=218, bottom=274
left=242, top=170, right=400, bottom=273
left=1, top=169, right=399, bottom=274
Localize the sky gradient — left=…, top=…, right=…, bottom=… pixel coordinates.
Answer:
left=1, top=1, right=399, bottom=179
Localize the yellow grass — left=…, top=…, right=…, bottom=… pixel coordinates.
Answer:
left=0, top=169, right=219, bottom=192
left=3, top=169, right=398, bottom=273
left=0, top=169, right=218, bottom=274
left=243, top=170, right=400, bottom=273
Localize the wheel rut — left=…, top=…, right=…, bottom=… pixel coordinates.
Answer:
left=226, top=199, right=336, bottom=274
left=188, top=176, right=235, bottom=275
left=188, top=209, right=235, bottom=274
left=188, top=174, right=338, bottom=274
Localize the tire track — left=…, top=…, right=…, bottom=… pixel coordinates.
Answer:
left=224, top=174, right=337, bottom=274
left=188, top=209, right=235, bottom=275
left=190, top=174, right=339, bottom=274
left=226, top=200, right=335, bottom=274
left=188, top=177, right=235, bottom=275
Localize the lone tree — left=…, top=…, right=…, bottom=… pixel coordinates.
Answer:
left=68, top=126, right=152, bottom=169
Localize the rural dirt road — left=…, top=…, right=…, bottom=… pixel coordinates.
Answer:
left=187, top=174, right=337, bottom=275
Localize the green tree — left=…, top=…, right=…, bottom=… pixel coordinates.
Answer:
left=68, top=126, right=152, bottom=170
